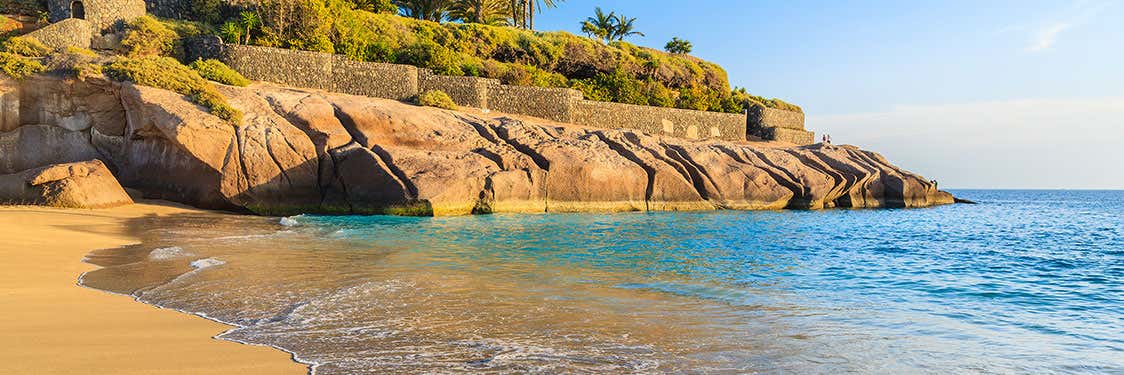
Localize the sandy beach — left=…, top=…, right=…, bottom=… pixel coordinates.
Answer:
left=0, top=202, right=305, bottom=374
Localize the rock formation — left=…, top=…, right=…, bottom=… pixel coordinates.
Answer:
left=0, top=76, right=954, bottom=215
left=0, top=160, right=133, bottom=208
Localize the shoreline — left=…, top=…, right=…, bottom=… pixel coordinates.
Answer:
left=0, top=202, right=306, bottom=374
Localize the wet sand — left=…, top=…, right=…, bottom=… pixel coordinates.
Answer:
left=0, top=202, right=305, bottom=374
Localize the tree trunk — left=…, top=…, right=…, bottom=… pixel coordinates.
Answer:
left=529, top=0, right=534, bottom=30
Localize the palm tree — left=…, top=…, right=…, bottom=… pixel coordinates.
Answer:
left=506, top=0, right=562, bottom=29
left=526, top=0, right=562, bottom=30
left=449, top=0, right=509, bottom=25
left=394, top=0, right=452, bottom=22
left=580, top=7, right=614, bottom=43
left=610, top=14, right=643, bottom=41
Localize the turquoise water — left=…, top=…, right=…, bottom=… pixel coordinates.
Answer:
left=82, top=190, right=1123, bottom=374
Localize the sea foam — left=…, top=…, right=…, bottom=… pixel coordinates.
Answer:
left=147, top=246, right=192, bottom=261
left=279, top=216, right=300, bottom=227
left=190, top=258, right=226, bottom=269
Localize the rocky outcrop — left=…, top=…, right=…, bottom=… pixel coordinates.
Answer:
left=0, top=160, right=133, bottom=208
left=0, top=76, right=955, bottom=216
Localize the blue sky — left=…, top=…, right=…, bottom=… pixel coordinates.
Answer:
left=534, top=0, right=1124, bottom=189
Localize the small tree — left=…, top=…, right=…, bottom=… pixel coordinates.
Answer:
left=665, top=37, right=692, bottom=54
left=609, top=14, right=643, bottom=41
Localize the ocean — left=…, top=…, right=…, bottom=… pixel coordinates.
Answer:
left=80, top=190, right=1124, bottom=374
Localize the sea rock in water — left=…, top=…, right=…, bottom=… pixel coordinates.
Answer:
left=0, top=76, right=955, bottom=215
left=0, top=160, right=134, bottom=208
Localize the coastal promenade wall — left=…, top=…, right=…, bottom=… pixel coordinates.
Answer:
left=189, top=38, right=812, bottom=144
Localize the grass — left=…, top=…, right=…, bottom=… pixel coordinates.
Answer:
left=416, top=89, right=457, bottom=110
left=105, top=56, right=242, bottom=125
left=0, top=51, right=44, bottom=79
left=189, top=58, right=250, bottom=86
left=1, top=36, right=51, bottom=57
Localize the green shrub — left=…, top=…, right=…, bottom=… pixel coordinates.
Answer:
left=1, top=36, right=51, bottom=57
left=189, top=58, right=250, bottom=86
left=45, top=47, right=104, bottom=80
left=121, top=16, right=178, bottom=57
left=0, top=52, right=44, bottom=79
left=396, top=41, right=464, bottom=76
left=416, top=89, right=457, bottom=110
left=105, top=56, right=242, bottom=125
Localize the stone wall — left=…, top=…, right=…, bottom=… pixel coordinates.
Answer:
left=419, top=71, right=495, bottom=109
left=220, top=45, right=334, bottom=90
left=25, top=18, right=92, bottom=49
left=573, top=101, right=747, bottom=141
left=756, top=126, right=815, bottom=145
left=47, top=0, right=145, bottom=34
left=331, top=57, right=419, bottom=101
left=748, top=105, right=804, bottom=130
left=746, top=105, right=811, bottom=145
left=198, top=42, right=814, bottom=144
left=486, top=84, right=582, bottom=124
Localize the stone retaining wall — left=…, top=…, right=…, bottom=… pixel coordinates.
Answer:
left=332, top=57, right=418, bottom=101
left=25, top=18, right=92, bottom=49
left=487, top=84, right=582, bottom=124
left=573, top=100, right=747, bottom=141
left=419, top=71, right=495, bottom=108
left=198, top=41, right=812, bottom=144
left=748, top=105, right=804, bottom=130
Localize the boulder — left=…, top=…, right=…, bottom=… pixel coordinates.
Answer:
left=0, top=160, right=133, bottom=208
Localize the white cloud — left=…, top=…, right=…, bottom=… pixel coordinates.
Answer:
left=1026, top=22, right=1071, bottom=51
left=1021, top=0, right=1110, bottom=52
left=809, top=98, right=1124, bottom=189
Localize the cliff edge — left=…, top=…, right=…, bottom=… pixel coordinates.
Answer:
left=0, top=76, right=954, bottom=215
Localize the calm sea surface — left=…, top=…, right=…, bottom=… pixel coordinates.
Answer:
left=81, top=190, right=1124, bottom=374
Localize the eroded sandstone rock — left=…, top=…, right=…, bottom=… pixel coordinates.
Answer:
left=1, top=77, right=955, bottom=216
left=0, top=160, right=133, bottom=208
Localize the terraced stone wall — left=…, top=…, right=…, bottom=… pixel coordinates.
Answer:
left=200, top=42, right=817, bottom=144
left=572, top=100, right=747, bottom=141
left=418, top=71, right=496, bottom=109
left=485, top=84, right=582, bottom=123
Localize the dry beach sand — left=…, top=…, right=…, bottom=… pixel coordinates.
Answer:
left=0, top=202, right=304, bottom=374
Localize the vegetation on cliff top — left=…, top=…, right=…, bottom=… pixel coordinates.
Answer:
left=180, top=0, right=801, bottom=113
left=189, top=58, right=250, bottom=86
left=1, top=36, right=50, bottom=57
left=105, top=56, right=243, bottom=125
left=0, top=51, right=44, bottom=79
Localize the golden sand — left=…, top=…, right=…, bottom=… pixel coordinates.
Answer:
left=0, top=202, right=305, bottom=374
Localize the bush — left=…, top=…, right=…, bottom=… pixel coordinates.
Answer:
left=45, top=47, right=104, bottom=80
left=1, top=36, right=51, bottom=57
left=416, top=89, right=457, bottom=110
left=189, top=58, right=250, bottom=86
left=120, top=16, right=178, bottom=57
left=105, top=56, right=242, bottom=125
left=0, top=52, right=44, bottom=79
